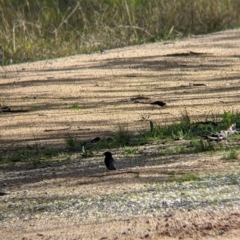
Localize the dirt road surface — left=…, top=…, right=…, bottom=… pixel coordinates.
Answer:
left=1, top=29, right=240, bottom=239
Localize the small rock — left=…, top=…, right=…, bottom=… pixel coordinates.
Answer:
left=23, top=190, right=29, bottom=195
left=0, top=190, right=8, bottom=196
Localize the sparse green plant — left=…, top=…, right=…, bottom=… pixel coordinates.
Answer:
left=172, top=129, right=185, bottom=140
left=222, top=111, right=233, bottom=127
left=215, top=230, right=225, bottom=236
left=42, top=147, right=58, bottom=157
left=31, top=159, right=42, bottom=168
left=70, top=104, right=80, bottom=110
left=222, top=110, right=240, bottom=127
left=66, top=133, right=113, bottom=154
left=81, top=149, right=93, bottom=158
left=180, top=109, right=191, bottom=126
left=93, top=137, right=116, bottom=151
left=134, top=172, right=140, bottom=178
left=189, top=139, right=214, bottom=152
left=123, top=147, right=138, bottom=155
left=140, top=121, right=165, bottom=140
left=9, top=153, right=22, bottom=162
left=65, top=133, right=82, bottom=150
left=168, top=172, right=200, bottom=182
left=32, top=143, right=40, bottom=155
left=114, top=125, right=132, bottom=147
left=222, top=149, right=238, bottom=160
left=174, top=145, right=188, bottom=154
left=178, top=173, right=200, bottom=182
left=8, top=146, right=32, bottom=162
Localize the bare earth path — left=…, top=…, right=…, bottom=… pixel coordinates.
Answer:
left=1, top=29, right=240, bottom=239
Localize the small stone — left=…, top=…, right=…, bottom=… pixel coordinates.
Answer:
left=23, top=190, right=29, bottom=195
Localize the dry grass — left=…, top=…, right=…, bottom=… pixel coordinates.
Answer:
left=0, top=0, right=240, bottom=64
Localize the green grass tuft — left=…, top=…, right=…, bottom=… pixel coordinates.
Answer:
left=114, top=125, right=132, bottom=147
left=123, top=147, right=138, bottom=156
left=222, top=149, right=238, bottom=160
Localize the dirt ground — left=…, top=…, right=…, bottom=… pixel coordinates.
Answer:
left=1, top=29, right=240, bottom=239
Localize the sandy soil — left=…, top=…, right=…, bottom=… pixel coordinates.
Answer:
left=1, top=29, right=240, bottom=239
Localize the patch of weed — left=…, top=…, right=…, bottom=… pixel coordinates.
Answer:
left=168, top=173, right=200, bottom=183
left=134, top=172, right=140, bottom=178
left=189, top=139, right=214, bottom=152
left=178, top=173, right=200, bottom=182
left=42, top=147, right=58, bottom=157
left=93, top=138, right=116, bottom=151
left=123, top=147, right=138, bottom=156
left=65, top=133, right=82, bottom=150
left=70, top=104, right=80, bottom=110
left=114, top=125, right=132, bottom=147
left=65, top=133, right=94, bottom=157
left=81, top=147, right=93, bottom=158
left=180, top=109, right=191, bottom=126
left=222, top=110, right=240, bottom=127
left=9, top=153, right=23, bottom=162
left=222, top=149, right=238, bottom=160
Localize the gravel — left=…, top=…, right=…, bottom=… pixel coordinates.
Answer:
left=1, top=171, right=240, bottom=222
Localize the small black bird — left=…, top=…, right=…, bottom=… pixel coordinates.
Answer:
left=104, top=151, right=116, bottom=170
left=150, top=101, right=166, bottom=107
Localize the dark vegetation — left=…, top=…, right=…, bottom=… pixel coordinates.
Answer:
left=0, top=0, right=240, bottom=64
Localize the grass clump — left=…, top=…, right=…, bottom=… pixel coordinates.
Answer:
left=222, top=149, right=238, bottom=160
left=70, top=104, right=80, bottom=110
left=65, top=133, right=81, bottom=151
left=64, top=133, right=94, bottom=157
left=41, top=147, right=58, bottom=157
left=189, top=139, right=215, bottom=152
left=114, top=125, right=132, bottom=147
left=168, top=173, right=201, bottom=182
left=222, top=110, right=240, bottom=128
left=1, top=144, right=60, bottom=167
left=178, top=173, right=201, bottom=182
left=123, top=147, right=138, bottom=156
left=140, top=120, right=187, bottom=140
